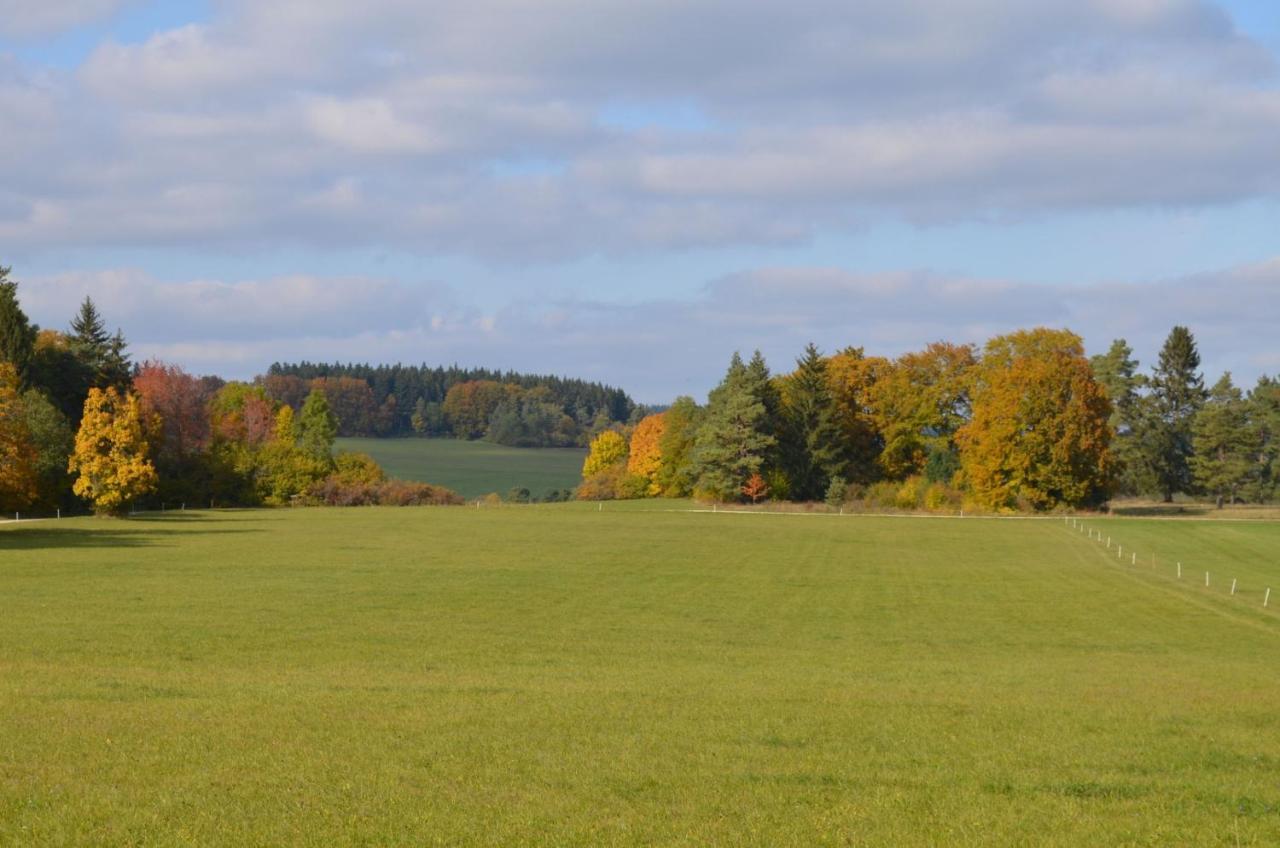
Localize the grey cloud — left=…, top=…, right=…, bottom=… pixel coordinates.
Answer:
left=2, top=1, right=1279, bottom=259
left=19, top=259, right=1278, bottom=404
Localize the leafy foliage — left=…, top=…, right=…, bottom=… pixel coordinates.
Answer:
left=957, top=329, right=1114, bottom=511
left=68, top=387, right=158, bottom=515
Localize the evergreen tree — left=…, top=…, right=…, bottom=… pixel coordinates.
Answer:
left=1249, top=376, right=1280, bottom=502
left=299, top=389, right=338, bottom=462
left=1146, top=326, right=1207, bottom=501
left=1089, top=339, right=1150, bottom=496
left=692, top=353, right=775, bottom=501
left=0, top=267, right=37, bottom=385
left=1191, top=373, right=1258, bottom=507
left=69, top=297, right=131, bottom=391
left=779, top=343, right=844, bottom=500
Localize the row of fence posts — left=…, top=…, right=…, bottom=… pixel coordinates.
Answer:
left=1067, top=515, right=1271, bottom=609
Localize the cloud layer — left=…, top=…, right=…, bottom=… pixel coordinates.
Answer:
left=1, top=0, right=1278, bottom=260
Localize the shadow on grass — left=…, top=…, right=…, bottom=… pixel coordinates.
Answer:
left=0, top=523, right=265, bottom=550
left=1111, top=504, right=1211, bottom=517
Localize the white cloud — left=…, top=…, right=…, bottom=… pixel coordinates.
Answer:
left=0, top=0, right=1274, bottom=260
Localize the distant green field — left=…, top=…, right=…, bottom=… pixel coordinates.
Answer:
left=3, top=506, right=1280, bottom=845
left=335, top=437, right=585, bottom=498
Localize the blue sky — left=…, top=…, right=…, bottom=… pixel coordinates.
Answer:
left=2, top=0, right=1278, bottom=402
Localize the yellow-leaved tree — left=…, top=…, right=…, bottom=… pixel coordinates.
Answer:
left=0, top=362, right=38, bottom=512
left=956, top=328, right=1114, bottom=511
left=626, top=413, right=666, bottom=496
left=69, top=386, right=158, bottom=515
left=582, top=430, right=628, bottom=477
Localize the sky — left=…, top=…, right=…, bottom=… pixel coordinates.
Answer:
left=1, top=0, right=1278, bottom=403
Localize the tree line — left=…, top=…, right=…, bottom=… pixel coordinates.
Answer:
left=264, top=361, right=637, bottom=445
left=0, top=271, right=460, bottom=514
left=579, top=327, right=1278, bottom=511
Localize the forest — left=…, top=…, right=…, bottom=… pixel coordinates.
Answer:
left=1, top=266, right=1276, bottom=514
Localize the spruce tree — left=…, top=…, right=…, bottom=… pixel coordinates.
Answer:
left=1146, top=326, right=1207, bottom=501
left=1089, top=339, right=1149, bottom=495
left=743, top=350, right=782, bottom=472
left=69, top=297, right=131, bottom=391
left=691, top=353, right=775, bottom=501
left=779, top=343, right=844, bottom=500
left=0, top=267, right=37, bottom=384
left=1191, top=373, right=1258, bottom=507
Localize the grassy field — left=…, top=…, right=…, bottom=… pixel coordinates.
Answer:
left=335, top=437, right=586, bottom=498
left=3, top=505, right=1280, bottom=845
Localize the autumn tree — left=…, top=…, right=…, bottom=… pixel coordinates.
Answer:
left=868, top=341, right=976, bottom=480
left=626, top=412, right=667, bottom=496
left=827, top=346, right=887, bottom=484
left=299, top=388, right=338, bottom=462
left=134, top=361, right=213, bottom=464
left=742, top=473, right=767, bottom=504
left=210, top=383, right=277, bottom=447
left=0, top=363, right=39, bottom=511
left=655, top=396, right=702, bottom=497
left=692, top=353, right=775, bottom=501
left=443, top=380, right=517, bottom=439
left=1145, top=326, right=1207, bottom=501
left=957, top=328, right=1113, bottom=511
left=1191, top=373, right=1259, bottom=507
left=68, top=386, right=158, bottom=515
left=582, top=429, right=628, bottom=477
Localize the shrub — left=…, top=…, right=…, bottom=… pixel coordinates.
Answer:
left=895, top=476, right=927, bottom=510
left=865, top=480, right=900, bottom=509
left=825, top=478, right=847, bottom=509
left=306, top=476, right=463, bottom=506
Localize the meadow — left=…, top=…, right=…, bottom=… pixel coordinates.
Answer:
left=2, top=504, right=1280, bottom=845
left=335, top=437, right=586, bottom=498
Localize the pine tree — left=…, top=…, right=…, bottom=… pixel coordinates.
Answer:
left=1089, top=339, right=1150, bottom=496
left=1146, top=326, right=1207, bottom=501
left=779, top=343, right=844, bottom=500
left=299, top=389, right=338, bottom=462
left=1249, top=376, right=1280, bottom=502
left=0, top=268, right=37, bottom=385
left=1191, top=373, right=1259, bottom=507
left=691, top=353, right=775, bottom=501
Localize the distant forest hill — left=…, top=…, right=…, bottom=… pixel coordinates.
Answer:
left=264, top=362, right=639, bottom=447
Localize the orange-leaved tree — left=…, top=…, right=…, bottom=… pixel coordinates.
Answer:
left=68, top=386, right=158, bottom=515
left=956, top=328, right=1114, bottom=511
left=626, top=412, right=666, bottom=496
left=0, top=362, right=38, bottom=511
left=867, top=341, right=976, bottom=480
left=742, top=472, right=768, bottom=504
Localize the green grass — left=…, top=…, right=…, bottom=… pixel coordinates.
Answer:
left=335, top=437, right=586, bottom=498
left=3, top=505, right=1280, bottom=845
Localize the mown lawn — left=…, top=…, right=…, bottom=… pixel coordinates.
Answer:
left=2, top=505, right=1279, bottom=845
left=334, top=437, right=585, bottom=499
